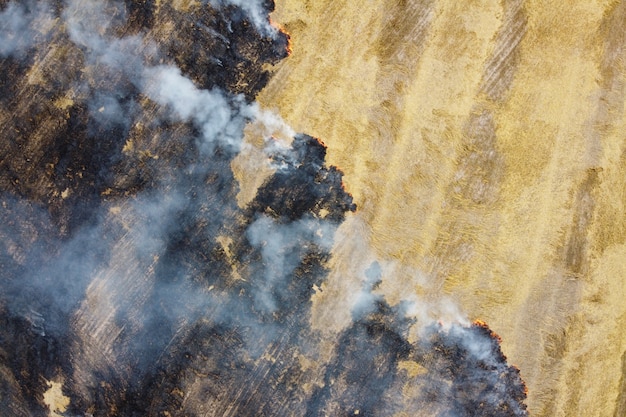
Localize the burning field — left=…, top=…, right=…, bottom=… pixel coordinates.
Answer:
left=1, top=1, right=623, bottom=416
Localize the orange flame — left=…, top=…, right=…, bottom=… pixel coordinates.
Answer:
left=472, top=319, right=502, bottom=344
left=472, top=319, right=529, bottom=395
left=269, top=17, right=293, bottom=56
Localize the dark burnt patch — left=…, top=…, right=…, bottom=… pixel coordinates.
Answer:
left=414, top=321, right=529, bottom=416
left=249, top=134, right=356, bottom=222
left=153, top=1, right=290, bottom=101
left=124, top=0, right=156, bottom=32
left=306, top=301, right=413, bottom=417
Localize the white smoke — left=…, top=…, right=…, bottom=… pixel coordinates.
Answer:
left=61, top=0, right=288, bottom=155
left=330, top=215, right=470, bottom=332
left=207, top=0, right=279, bottom=38
left=247, top=214, right=337, bottom=312
left=0, top=0, right=296, bottom=331
left=63, top=0, right=125, bottom=49
left=0, top=1, right=54, bottom=57
left=61, top=0, right=291, bottom=156
left=142, top=66, right=253, bottom=153
left=63, top=0, right=157, bottom=76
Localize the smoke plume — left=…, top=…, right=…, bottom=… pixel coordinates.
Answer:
left=0, top=1, right=54, bottom=58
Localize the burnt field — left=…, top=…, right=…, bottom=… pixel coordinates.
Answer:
left=0, top=1, right=528, bottom=416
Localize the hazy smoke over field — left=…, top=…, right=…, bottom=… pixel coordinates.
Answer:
left=0, top=1, right=54, bottom=57
left=207, top=0, right=280, bottom=37
left=0, top=1, right=527, bottom=416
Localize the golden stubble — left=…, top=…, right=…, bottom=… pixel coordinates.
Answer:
left=256, top=1, right=626, bottom=415
left=43, top=379, right=70, bottom=417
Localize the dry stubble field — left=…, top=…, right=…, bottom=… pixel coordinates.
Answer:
left=256, top=1, right=626, bottom=416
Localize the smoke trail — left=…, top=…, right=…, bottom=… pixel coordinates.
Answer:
left=142, top=65, right=253, bottom=154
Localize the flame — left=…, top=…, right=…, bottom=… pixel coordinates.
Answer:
left=472, top=319, right=503, bottom=344
left=472, top=319, right=529, bottom=397
left=312, top=136, right=326, bottom=147
left=283, top=31, right=293, bottom=56
left=269, top=16, right=293, bottom=56
left=514, top=365, right=530, bottom=395
left=473, top=319, right=488, bottom=327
